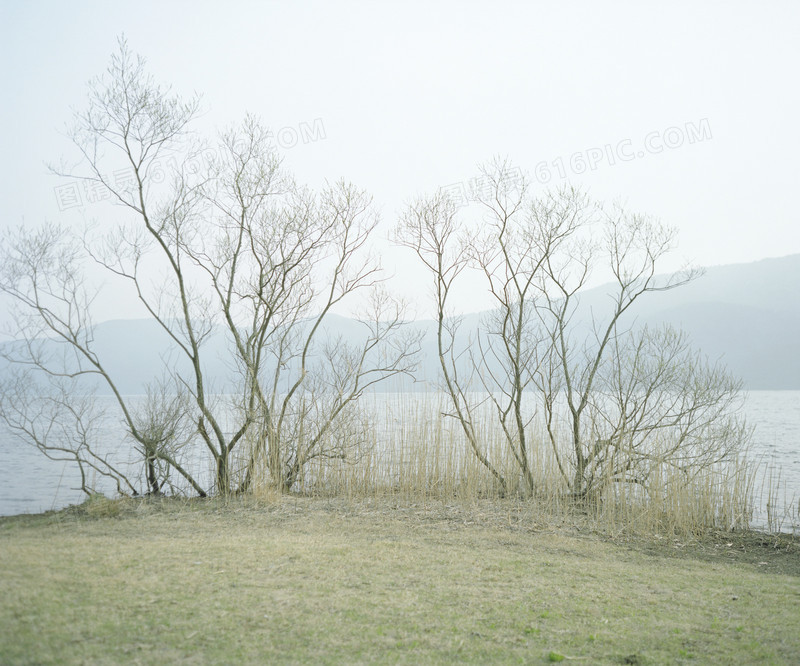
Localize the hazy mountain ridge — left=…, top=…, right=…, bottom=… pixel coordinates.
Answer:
left=2, top=255, right=798, bottom=391
left=561, top=254, right=800, bottom=389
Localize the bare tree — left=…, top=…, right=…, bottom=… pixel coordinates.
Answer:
left=467, top=161, right=592, bottom=495
left=530, top=202, right=721, bottom=498
left=184, top=117, right=420, bottom=492
left=395, top=188, right=507, bottom=494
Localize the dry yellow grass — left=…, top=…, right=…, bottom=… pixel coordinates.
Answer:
left=272, top=393, right=775, bottom=537
left=1, top=495, right=799, bottom=664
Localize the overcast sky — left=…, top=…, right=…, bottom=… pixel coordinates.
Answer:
left=1, top=0, right=798, bottom=322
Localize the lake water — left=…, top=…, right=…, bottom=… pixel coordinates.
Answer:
left=1, top=391, right=798, bottom=531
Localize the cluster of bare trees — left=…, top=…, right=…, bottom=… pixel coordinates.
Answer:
left=0, top=39, right=419, bottom=498
left=0, top=41, right=748, bottom=504
left=396, top=159, right=747, bottom=500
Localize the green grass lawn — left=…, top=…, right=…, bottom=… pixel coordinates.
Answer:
left=1, top=495, right=798, bottom=664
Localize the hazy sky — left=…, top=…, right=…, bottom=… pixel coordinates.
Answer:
left=1, top=0, right=798, bottom=322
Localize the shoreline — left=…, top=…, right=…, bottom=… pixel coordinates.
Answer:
left=3, top=493, right=799, bottom=569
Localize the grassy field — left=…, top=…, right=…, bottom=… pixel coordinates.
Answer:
left=1, top=495, right=799, bottom=665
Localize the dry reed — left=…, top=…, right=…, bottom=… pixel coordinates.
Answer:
left=236, top=393, right=794, bottom=537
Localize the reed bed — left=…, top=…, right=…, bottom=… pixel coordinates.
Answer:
left=226, top=393, right=796, bottom=537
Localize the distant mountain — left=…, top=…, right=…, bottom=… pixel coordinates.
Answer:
left=638, top=302, right=800, bottom=389
left=408, top=254, right=800, bottom=390
left=1, top=255, right=798, bottom=391
left=573, top=254, right=800, bottom=389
